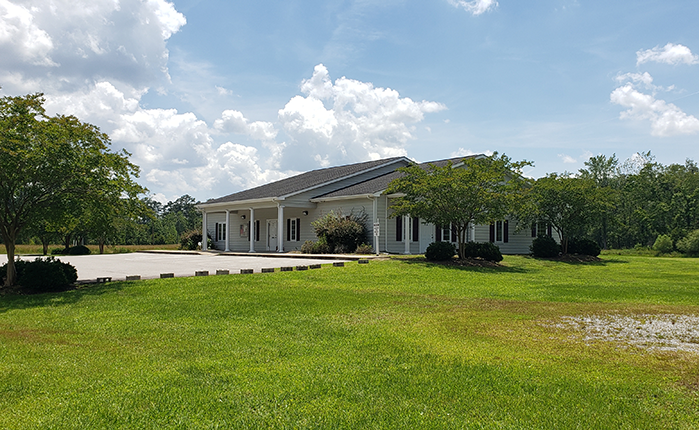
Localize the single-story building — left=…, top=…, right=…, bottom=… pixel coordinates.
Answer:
left=196, top=155, right=550, bottom=254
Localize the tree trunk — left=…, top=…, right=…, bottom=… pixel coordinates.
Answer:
left=3, top=240, right=16, bottom=288
left=40, top=236, right=50, bottom=256
left=99, top=238, right=105, bottom=254
left=63, top=234, right=71, bottom=250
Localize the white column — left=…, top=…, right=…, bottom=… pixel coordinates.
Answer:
left=372, top=197, right=379, bottom=255
left=224, top=210, right=230, bottom=252
left=201, top=211, right=207, bottom=251
left=470, top=221, right=476, bottom=242
left=404, top=215, right=410, bottom=254
left=249, top=208, right=255, bottom=253
left=277, top=204, right=285, bottom=252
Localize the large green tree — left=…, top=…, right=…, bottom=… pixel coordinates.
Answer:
left=520, top=174, right=610, bottom=254
left=0, top=93, right=143, bottom=287
left=387, top=153, right=532, bottom=259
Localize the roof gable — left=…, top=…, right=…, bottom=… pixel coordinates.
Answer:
left=203, top=157, right=409, bottom=205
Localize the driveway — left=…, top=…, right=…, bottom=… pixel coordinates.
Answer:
left=0, top=252, right=353, bottom=281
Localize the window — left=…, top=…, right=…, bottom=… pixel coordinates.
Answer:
left=287, top=218, right=301, bottom=241
left=396, top=216, right=403, bottom=242
left=490, top=220, right=509, bottom=243
left=215, top=222, right=226, bottom=242
left=532, top=222, right=550, bottom=237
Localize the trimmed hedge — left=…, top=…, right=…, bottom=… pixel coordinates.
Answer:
left=1, top=257, right=78, bottom=294
left=531, top=235, right=560, bottom=258
left=568, top=237, right=601, bottom=257
left=425, top=242, right=456, bottom=261
left=461, top=242, right=503, bottom=262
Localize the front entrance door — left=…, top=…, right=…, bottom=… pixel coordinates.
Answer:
left=419, top=221, right=434, bottom=253
left=267, top=220, right=278, bottom=251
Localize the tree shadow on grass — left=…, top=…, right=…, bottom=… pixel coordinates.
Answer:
left=0, top=281, right=128, bottom=313
left=527, top=255, right=630, bottom=266
left=397, top=257, right=529, bottom=274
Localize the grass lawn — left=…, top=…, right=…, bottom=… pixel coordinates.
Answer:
left=1, top=243, right=181, bottom=255
left=1, top=255, right=698, bottom=429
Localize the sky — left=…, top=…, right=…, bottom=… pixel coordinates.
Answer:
left=1, top=0, right=698, bottom=203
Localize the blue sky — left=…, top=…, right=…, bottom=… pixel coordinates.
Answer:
left=1, top=0, right=698, bottom=202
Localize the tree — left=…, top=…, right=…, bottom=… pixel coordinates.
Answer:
left=0, top=93, right=143, bottom=287
left=579, top=154, right=619, bottom=249
left=520, top=174, right=609, bottom=254
left=387, top=153, right=532, bottom=259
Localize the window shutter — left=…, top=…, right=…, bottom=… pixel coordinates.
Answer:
left=451, top=224, right=457, bottom=242
left=214, top=223, right=219, bottom=241
left=412, top=217, right=419, bottom=242
left=504, top=220, right=509, bottom=243
left=435, top=224, right=441, bottom=242
left=296, top=218, right=301, bottom=241
left=287, top=219, right=291, bottom=241
left=255, top=220, right=260, bottom=241
left=547, top=223, right=552, bottom=237
left=531, top=223, right=536, bottom=238
left=396, top=217, right=402, bottom=242
left=489, top=223, right=495, bottom=243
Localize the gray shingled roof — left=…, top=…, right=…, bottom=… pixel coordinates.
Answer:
left=204, top=157, right=407, bottom=204
left=313, top=155, right=479, bottom=199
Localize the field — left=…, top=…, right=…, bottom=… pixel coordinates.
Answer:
left=0, top=244, right=181, bottom=255
left=1, top=255, right=698, bottom=429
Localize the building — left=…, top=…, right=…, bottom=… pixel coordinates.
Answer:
left=196, top=155, right=540, bottom=254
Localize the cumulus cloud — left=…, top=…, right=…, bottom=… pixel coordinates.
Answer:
left=558, top=154, right=577, bottom=164
left=278, top=64, right=446, bottom=171
left=0, top=0, right=185, bottom=94
left=450, top=148, right=492, bottom=157
left=636, top=43, right=699, bottom=66
left=448, top=0, right=498, bottom=15
left=610, top=84, right=699, bottom=137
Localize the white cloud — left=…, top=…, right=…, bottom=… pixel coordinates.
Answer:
left=448, top=0, right=498, bottom=15
left=636, top=43, right=699, bottom=66
left=610, top=84, right=699, bottom=137
left=558, top=154, right=577, bottom=164
left=278, top=64, right=446, bottom=171
left=214, top=109, right=278, bottom=142
left=0, top=0, right=185, bottom=95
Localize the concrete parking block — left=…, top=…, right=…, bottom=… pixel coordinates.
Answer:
left=240, top=269, right=253, bottom=274
left=195, top=270, right=209, bottom=276
left=280, top=266, right=293, bottom=272
left=216, top=269, right=230, bottom=275
left=333, top=262, right=344, bottom=267
left=125, top=275, right=141, bottom=281
left=309, top=264, right=321, bottom=269
left=160, top=273, right=174, bottom=278
left=261, top=268, right=275, bottom=273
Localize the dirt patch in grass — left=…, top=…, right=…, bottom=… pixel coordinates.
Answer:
left=552, top=314, right=699, bottom=354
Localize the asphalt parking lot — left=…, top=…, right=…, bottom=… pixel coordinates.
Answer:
left=0, top=252, right=354, bottom=281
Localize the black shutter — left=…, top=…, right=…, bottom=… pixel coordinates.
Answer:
left=396, top=217, right=402, bottom=242
left=451, top=223, right=457, bottom=242
left=296, top=218, right=301, bottom=241
left=547, top=223, right=552, bottom=237
left=255, top=220, right=260, bottom=241
left=287, top=219, right=291, bottom=241
left=435, top=224, right=441, bottom=242
left=489, top=223, right=495, bottom=242
left=412, top=217, right=419, bottom=242
left=531, top=223, right=537, bottom=237
left=504, top=220, right=509, bottom=243
left=214, top=223, right=219, bottom=241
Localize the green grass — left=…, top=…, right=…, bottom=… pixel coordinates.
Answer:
left=1, top=255, right=699, bottom=429
left=1, top=243, right=181, bottom=255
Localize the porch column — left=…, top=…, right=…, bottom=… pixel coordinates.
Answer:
left=404, top=215, right=410, bottom=254
left=249, top=208, right=255, bottom=253
left=371, top=196, right=379, bottom=255
left=224, top=210, right=230, bottom=252
left=277, top=204, right=285, bottom=252
left=470, top=221, right=476, bottom=242
left=201, top=211, right=207, bottom=251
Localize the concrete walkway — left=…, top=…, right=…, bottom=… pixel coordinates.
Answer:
left=0, top=252, right=361, bottom=282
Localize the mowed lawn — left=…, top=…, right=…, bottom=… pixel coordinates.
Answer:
left=1, top=255, right=698, bottom=429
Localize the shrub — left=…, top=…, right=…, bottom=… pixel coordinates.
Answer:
left=312, top=210, right=368, bottom=254
left=677, top=230, right=699, bottom=256
left=652, top=234, right=674, bottom=254
left=477, top=242, right=504, bottom=262
left=67, top=245, right=91, bottom=255
left=51, top=248, right=68, bottom=255
left=180, top=229, right=212, bottom=250
left=300, top=239, right=332, bottom=254
left=459, top=242, right=503, bottom=262
left=355, top=243, right=374, bottom=254
left=568, top=237, right=601, bottom=257
left=531, top=235, right=560, bottom=258
left=425, top=241, right=456, bottom=261
left=0, top=257, right=78, bottom=294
